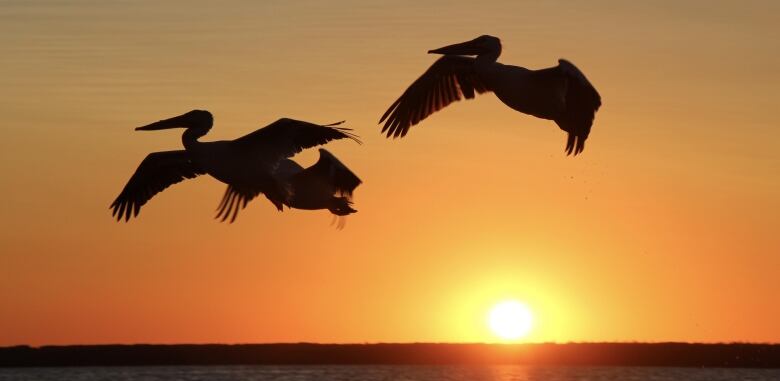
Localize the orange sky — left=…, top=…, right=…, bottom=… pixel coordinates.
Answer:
left=0, top=1, right=778, bottom=346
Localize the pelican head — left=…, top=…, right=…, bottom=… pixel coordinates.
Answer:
left=428, top=35, right=501, bottom=57
left=135, top=109, right=213, bottom=131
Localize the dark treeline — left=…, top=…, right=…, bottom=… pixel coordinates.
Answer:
left=1, top=343, right=778, bottom=368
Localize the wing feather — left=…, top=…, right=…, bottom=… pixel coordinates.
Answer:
left=214, top=185, right=281, bottom=223
left=232, top=118, right=361, bottom=162
left=557, top=59, right=602, bottom=155
left=291, top=149, right=362, bottom=199
left=110, top=150, right=205, bottom=221
left=380, top=55, right=492, bottom=138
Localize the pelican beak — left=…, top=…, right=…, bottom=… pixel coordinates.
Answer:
left=135, top=111, right=199, bottom=131
left=428, top=38, right=482, bottom=56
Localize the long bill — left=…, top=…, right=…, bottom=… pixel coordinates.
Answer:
left=428, top=38, right=482, bottom=55
left=135, top=110, right=212, bottom=131
left=136, top=113, right=192, bottom=131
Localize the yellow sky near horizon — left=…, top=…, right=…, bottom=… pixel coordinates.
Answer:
left=0, top=0, right=778, bottom=346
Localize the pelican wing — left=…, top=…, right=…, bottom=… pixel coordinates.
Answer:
left=214, top=185, right=279, bottom=223
left=232, top=118, right=361, bottom=161
left=293, top=149, right=362, bottom=199
left=273, top=158, right=305, bottom=181
left=380, top=55, right=491, bottom=138
left=111, top=150, right=205, bottom=221
left=557, top=59, right=602, bottom=155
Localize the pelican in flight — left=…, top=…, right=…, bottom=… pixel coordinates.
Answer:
left=111, top=110, right=362, bottom=223
left=215, top=148, right=362, bottom=225
left=380, top=35, right=601, bottom=155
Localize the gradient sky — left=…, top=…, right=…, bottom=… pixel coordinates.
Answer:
left=0, top=0, right=778, bottom=346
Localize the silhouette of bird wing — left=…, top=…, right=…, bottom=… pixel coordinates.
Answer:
left=232, top=118, right=361, bottom=162
left=380, top=55, right=491, bottom=138
left=273, top=159, right=305, bottom=181
left=292, top=149, right=362, bottom=200
left=556, top=59, right=602, bottom=155
left=217, top=118, right=358, bottom=223
left=214, top=185, right=275, bottom=223
left=111, top=150, right=205, bottom=221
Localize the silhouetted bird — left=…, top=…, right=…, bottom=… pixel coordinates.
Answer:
left=111, top=110, right=361, bottom=223
left=380, top=35, right=601, bottom=155
left=215, top=149, right=361, bottom=225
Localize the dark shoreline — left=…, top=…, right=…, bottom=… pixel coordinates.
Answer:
left=1, top=343, right=779, bottom=368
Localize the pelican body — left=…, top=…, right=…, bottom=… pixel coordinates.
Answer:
left=111, top=110, right=362, bottom=223
left=380, top=35, right=601, bottom=155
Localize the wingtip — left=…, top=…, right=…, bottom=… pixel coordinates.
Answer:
left=323, top=120, right=346, bottom=127
left=337, top=128, right=362, bottom=145
left=564, top=135, right=586, bottom=156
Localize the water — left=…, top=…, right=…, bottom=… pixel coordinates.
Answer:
left=0, top=365, right=778, bottom=381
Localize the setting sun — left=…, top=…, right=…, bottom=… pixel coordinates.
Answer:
left=488, top=300, right=534, bottom=341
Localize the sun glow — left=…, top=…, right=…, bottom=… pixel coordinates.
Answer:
left=488, top=300, right=534, bottom=340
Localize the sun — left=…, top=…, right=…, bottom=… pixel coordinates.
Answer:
left=488, top=300, right=534, bottom=340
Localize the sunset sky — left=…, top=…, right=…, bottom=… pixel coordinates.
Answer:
left=0, top=1, right=778, bottom=346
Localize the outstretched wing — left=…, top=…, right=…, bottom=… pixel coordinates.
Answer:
left=380, top=55, right=491, bottom=138
left=231, top=118, right=361, bottom=162
left=557, top=59, right=602, bottom=155
left=111, top=150, right=205, bottom=221
left=296, top=149, right=362, bottom=199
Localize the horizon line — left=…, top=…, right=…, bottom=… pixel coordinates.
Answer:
left=6, top=341, right=780, bottom=349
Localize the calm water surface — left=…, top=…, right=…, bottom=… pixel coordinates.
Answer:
left=1, top=365, right=779, bottom=381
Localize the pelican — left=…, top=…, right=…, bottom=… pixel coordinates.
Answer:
left=110, top=110, right=361, bottom=222
left=380, top=35, right=601, bottom=155
left=215, top=148, right=362, bottom=225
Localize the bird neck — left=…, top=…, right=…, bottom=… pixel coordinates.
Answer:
left=182, top=126, right=209, bottom=150
left=476, top=46, right=501, bottom=65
